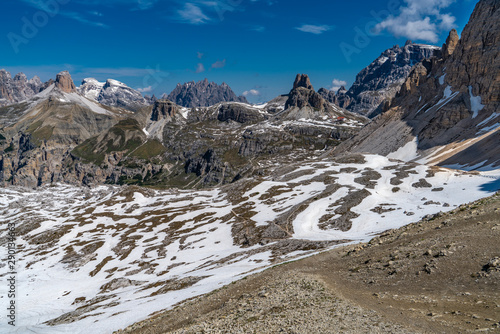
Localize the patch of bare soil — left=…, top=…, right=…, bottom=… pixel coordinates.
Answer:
left=115, top=192, right=500, bottom=334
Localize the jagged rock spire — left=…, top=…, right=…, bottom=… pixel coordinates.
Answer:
left=293, top=74, right=314, bottom=90
left=55, top=71, right=76, bottom=93
left=442, top=29, right=459, bottom=60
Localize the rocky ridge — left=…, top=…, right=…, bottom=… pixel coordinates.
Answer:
left=167, top=78, right=248, bottom=108
left=321, top=41, right=442, bottom=118
left=0, top=70, right=44, bottom=106
left=0, top=73, right=366, bottom=188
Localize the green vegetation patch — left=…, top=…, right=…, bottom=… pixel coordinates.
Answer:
left=130, top=139, right=166, bottom=160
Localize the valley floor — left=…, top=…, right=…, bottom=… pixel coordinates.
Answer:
left=117, top=192, right=500, bottom=334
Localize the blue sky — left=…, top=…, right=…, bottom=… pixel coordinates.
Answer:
left=1, top=0, right=478, bottom=103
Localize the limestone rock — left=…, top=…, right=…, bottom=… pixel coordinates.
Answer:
left=293, top=74, right=314, bottom=90
left=151, top=99, right=178, bottom=121
left=442, top=29, right=459, bottom=59
left=343, top=43, right=441, bottom=117
left=55, top=71, right=76, bottom=93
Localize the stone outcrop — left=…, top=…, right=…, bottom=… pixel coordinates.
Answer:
left=150, top=99, right=178, bottom=121
left=284, top=74, right=335, bottom=116
left=55, top=71, right=76, bottom=93
left=442, top=29, right=459, bottom=59
left=167, top=79, right=248, bottom=108
left=217, top=103, right=267, bottom=124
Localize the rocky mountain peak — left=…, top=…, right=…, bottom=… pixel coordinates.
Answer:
left=167, top=79, right=248, bottom=108
left=340, top=42, right=441, bottom=117
left=285, top=74, right=335, bottom=117
left=442, top=29, right=459, bottom=59
left=14, top=72, right=28, bottom=82
left=293, top=74, right=314, bottom=90
left=336, top=0, right=500, bottom=170
left=55, top=71, right=76, bottom=93
left=78, top=77, right=147, bottom=111
left=0, top=69, right=45, bottom=106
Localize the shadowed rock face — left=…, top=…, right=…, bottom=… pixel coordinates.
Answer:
left=55, top=71, right=76, bottom=93
left=293, top=74, right=314, bottom=90
left=150, top=99, right=178, bottom=121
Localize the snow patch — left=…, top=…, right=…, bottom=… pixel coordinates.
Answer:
left=387, top=137, right=419, bottom=162
left=469, top=86, right=485, bottom=118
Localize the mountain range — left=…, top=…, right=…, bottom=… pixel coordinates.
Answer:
left=0, top=1, right=499, bottom=333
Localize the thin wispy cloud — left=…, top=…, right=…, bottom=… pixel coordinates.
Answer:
left=174, top=0, right=260, bottom=25
left=374, top=0, right=457, bottom=43
left=211, top=59, right=226, bottom=69
left=196, top=63, right=206, bottom=73
left=178, top=3, right=211, bottom=24
left=19, top=0, right=108, bottom=27
left=250, top=25, right=266, bottom=32
left=61, top=11, right=109, bottom=28
left=296, top=24, right=334, bottom=35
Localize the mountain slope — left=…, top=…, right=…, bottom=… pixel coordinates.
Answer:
left=1, top=154, right=497, bottom=334
left=0, top=71, right=132, bottom=186
left=335, top=0, right=500, bottom=171
left=167, top=79, right=248, bottom=108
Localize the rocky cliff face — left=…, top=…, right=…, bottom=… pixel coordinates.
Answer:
left=55, top=71, right=76, bottom=93
left=318, top=86, right=352, bottom=109
left=336, top=0, right=500, bottom=170
left=167, top=79, right=248, bottom=108
left=150, top=99, right=179, bottom=122
left=0, top=70, right=44, bottom=106
left=282, top=74, right=345, bottom=120
left=341, top=41, right=442, bottom=117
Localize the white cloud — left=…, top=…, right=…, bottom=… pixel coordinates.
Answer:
left=295, top=24, right=333, bottom=35
left=330, top=79, right=347, bottom=92
left=195, top=63, right=205, bottom=73
left=242, top=89, right=260, bottom=96
left=211, top=59, right=226, bottom=69
left=178, top=3, right=210, bottom=24
left=137, top=86, right=153, bottom=93
left=197, top=52, right=204, bottom=59
left=250, top=25, right=266, bottom=32
left=374, top=0, right=457, bottom=43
